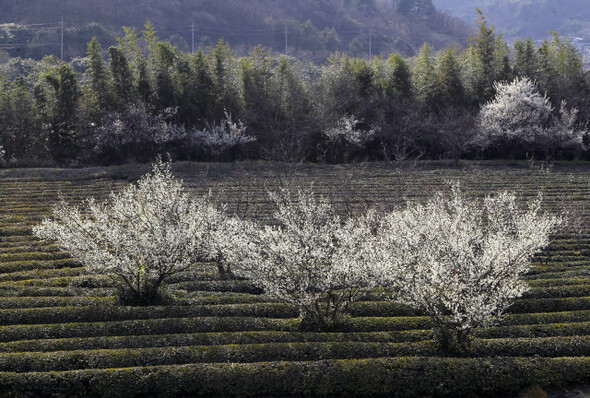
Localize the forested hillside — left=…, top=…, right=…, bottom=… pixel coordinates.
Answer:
left=0, top=0, right=469, bottom=61
left=433, top=0, right=590, bottom=40
left=0, top=13, right=587, bottom=167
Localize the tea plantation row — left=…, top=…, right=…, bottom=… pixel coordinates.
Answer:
left=1, top=161, right=590, bottom=397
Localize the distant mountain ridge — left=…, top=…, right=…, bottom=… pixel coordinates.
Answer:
left=0, top=0, right=470, bottom=60
left=432, top=0, right=590, bottom=40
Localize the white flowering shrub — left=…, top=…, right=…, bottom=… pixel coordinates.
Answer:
left=208, top=214, right=258, bottom=279
left=232, top=188, right=378, bottom=330
left=374, top=184, right=560, bottom=352
left=92, top=104, right=186, bottom=162
left=323, top=115, right=376, bottom=147
left=477, top=78, right=586, bottom=158
left=33, top=161, right=225, bottom=304
left=189, top=112, right=256, bottom=156
left=478, top=77, right=552, bottom=144
left=530, top=101, right=587, bottom=159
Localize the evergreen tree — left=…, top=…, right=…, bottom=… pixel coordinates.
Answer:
left=412, top=43, right=437, bottom=110
left=152, top=41, right=177, bottom=110
left=86, top=37, right=113, bottom=114
left=350, top=57, right=379, bottom=121
left=136, top=59, right=152, bottom=105
left=142, top=19, right=159, bottom=54
left=436, top=48, right=465, bottom=107
left=171, top=52, right=196, bottom=127
left=0, top=73, right=11, bottom=157
left=36, top=64, right=81, bottom=162
left=552, top=33, right=588, bottom=108
left=537, top=39, right=557, bottom=100
left=513, top=38, right=538, bottom=79
left=108, top=46, right=135, bottom=110
left=276, top=56, right=313, bottom=133
left=316, top=53, right=359, bottom=126
left=190, top=49, right=215, bottom=125
left=385, top=53, right=412, bottom=101
left=467, top=9, right=496, bottom=104
left=7, top=77, right=38, bottom=159
left=211, top=39, right=241, bottom=119
left=493, top=35, right=512, bottom=83
left=240, top=46, right=279, bottom=146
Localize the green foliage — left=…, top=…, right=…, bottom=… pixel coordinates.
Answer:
left=513, top=38, right=538, bottom=79
left=465, top=9, right=497, bottom=104
left=1, top=163, right=590, bottom=396
left=108, top=46, right=135, bottom=110
left=86, top=37, right=114, bottom=116
left=1, top=357, right=590, bottom=397
left=240, top=46, right=277, bottom=140
left=435, top=48, right=464, bottom=107
left=34, top=62, right=81, bottom=163
left=412, top=43, right=438, bottom=110
left=385, top=54, right=412, bottom=101
left=152, top=41, right=177, bottom=110
left=0, top=17, right=589, bottom=165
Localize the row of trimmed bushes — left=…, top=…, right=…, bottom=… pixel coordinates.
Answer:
left=0, top=259, right=81, bottom=274
left=472, top=335, right=590, bottom=357
left=0, top=330, right=430, bottom=354
left=0, top=286, right=111, bottom=298
left=0, top=243, right=57, bottom=254
left=176, top=291, right=279, bottom=305
left=0, top=296, right=112, bottom=309
left=525, top=267, right=590, bottom=280
left=2, top=276, right=582, bottom=298
left=475, top=320, right=590, bottom=339
left=521, top=284, right=590, bottom=299
left=6, top=312, right=590, bottom=344
left=1, top=356, right=589, bottom=397
left=0, top=341, right=438, bottom=372
left=501, top=309, right=590, bottom=326
left=526, top=264, right=590, bottom=276
left=0, top=251, right=71, bottom=263
left=3, top=295, right=589, bottom=319
left=0, top=317, right=440, bottom=343
left=527, top=277, right=590, bottom=288
left=0, top=303, right=299, bottom=326
left=0, top=276, right=82, bottom=288
left=9, top=334, right=590, bottom=373
left=351, top=297, right=590, bottom=317
left=0, top=267, right=83, bottom=282
left=0, top=317, right=300, bottom=343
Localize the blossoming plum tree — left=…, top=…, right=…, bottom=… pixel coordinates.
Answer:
left=33, top=161, right=225, bottom=304
left=374, top=184, right=560, bottom=353
left=476, top=77, right=586, bottom=159
left=189, top=112, right=256, bottom=157
left=231, top=188, right=379, bottom=330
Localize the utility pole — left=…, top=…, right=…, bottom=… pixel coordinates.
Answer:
left=285, top=24, right=288, bottom=55
left=60, top=17, right=64, bottom=61
left=191, top=21, right=196, bottom=53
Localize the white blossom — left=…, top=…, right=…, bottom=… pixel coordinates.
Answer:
left=33, top=160, right=225, bottom=304
left=476, top=78, right=586, bottom=157
left=92, top=104, right=186, bottom=157
left=373, top=183, right=560, bottom=350
left=189, top=112, right=256, bottom=156
left=230, top=188, right=378, bottom=329
left=323, top=115, right=377, bottom=147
